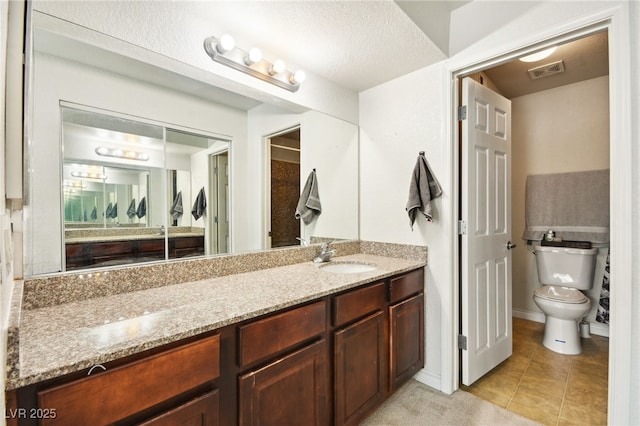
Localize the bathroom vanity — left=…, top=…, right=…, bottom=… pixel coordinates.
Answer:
left=5, top=244, right=425, bottom=426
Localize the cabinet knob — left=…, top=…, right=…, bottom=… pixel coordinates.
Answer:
left=87, top=364, right=107, bottom=375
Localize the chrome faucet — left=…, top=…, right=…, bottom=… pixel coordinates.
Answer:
left=296, top=237, right=309, bottom=246
left=313, top=243, right=337, bottom=263
left=158, top=225, right=166, bottom=236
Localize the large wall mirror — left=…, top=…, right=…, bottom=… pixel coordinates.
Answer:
left=25, top=10, right=359, bottom=276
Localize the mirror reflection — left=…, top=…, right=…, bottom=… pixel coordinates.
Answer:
left=26, top=11, right=359, bottom=276
left=60, top=105, right=230, bottom=270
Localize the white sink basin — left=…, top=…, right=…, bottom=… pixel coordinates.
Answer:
left=319, top=262, right=377, bottom=274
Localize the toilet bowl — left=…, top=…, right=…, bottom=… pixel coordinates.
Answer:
left=532, top=245, right=597, bottom=355
left=533, top=286, right=591, bottom=354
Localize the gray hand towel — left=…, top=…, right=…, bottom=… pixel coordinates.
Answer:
left=136, top=197, right=147, bottom=219
left=127, top=199, right=137, bottom=218
left=295, top=170, right=322, bottom=225
left=110, top=202, right=118, bottom=219
left=406, top=153, right=443, bottom=229
left=170, top=191, right=183, bottom=220
left=192, top=187, right=207, bottom=220
left=105, top=202, right=113, bottom=218
left=90, top=206, right=97, bottom=221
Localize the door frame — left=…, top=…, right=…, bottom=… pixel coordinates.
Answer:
left=443, top=5, right=631, bottom=425
left=262, top=125, right=301, bottom=249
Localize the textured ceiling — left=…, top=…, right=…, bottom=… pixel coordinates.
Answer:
left=193, top=1, right=448, bottom=92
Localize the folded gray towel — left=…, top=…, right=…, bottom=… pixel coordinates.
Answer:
left=406, top=153, right=443, bottom=229
left=127, top=199, right=137, bottom=218
left=523, top=169, right=609, bottom=243
left=90, top=206, right=97, bottom=221
left=192, top=187, right=207, bottom=220
left=296, top=170, right=322, bottom=225
left=170, top=191, right=183, bottom=220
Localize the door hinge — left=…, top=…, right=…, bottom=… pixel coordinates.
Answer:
left=458, top=220, right=467, bottom=235
left=458, top=105, right=467, bottom=121
left=458, top=334, right=467, bottom=350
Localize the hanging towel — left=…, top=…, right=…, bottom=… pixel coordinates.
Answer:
left=90, top=206, right=97, bottom=221
left=136, top=197, right=147, bottom=218
left=105, top=202, right=113, bottom=218
left=170, top=191, right=184, bottom=220
left=295, top=170, right=322, bottom=225
left=192, top=187, right=207, bottom=220
left=406, top=153, right=443, bottom=229
left=522, top=169, right=609, bottom=243
left=110, top=202, right=118, bottom=219
left=127, top=199, right=137, bottom=218
left=596, top=249, right=610, bottom=324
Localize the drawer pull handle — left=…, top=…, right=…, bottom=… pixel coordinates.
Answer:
left=87, top=364, right=107, bottom=375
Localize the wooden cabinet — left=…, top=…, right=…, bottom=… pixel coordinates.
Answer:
left=65, top=235, right=204, bottom=270
left=238, top=340, right=329, bottom=426
left=389, top=269, right=425, bottom=391
left=333, top=282, right=387, bottom=426
left=10, top=268, right=425, bottom=426
left=36, top=334, right=220, bottom=426
left=138, top=390, right=219, bottom=426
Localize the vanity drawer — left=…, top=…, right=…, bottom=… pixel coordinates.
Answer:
left=37, top=334, right=220, bottom=425
left=238, top=300, right=326, bottom=367
left=389, top=269, right=424, bottom=304
left=332, top=281, right=386, bottom=327
left=138, top=239, right=165, bottom=254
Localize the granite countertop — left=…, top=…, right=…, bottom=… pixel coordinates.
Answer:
left=8, top=253, right=425, bottom=390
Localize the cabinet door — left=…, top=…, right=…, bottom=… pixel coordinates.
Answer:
left=138, top=390, right=219, bottom=426
left=389, top=293, right=424, bottom=391
left=334, top=311, right=386, bottom=426
left=238, top=339, right=329, bottom=426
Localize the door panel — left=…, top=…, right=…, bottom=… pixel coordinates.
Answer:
left=461, top=77, right=513, bottom=386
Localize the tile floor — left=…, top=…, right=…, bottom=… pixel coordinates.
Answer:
left=461, top=317, right=609, bottom=426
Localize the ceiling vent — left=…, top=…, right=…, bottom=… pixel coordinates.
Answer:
left=528, top=60, right=565, bottom=80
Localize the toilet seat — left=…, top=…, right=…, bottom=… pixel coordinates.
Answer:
left=534, top=286, right=588, bottom=304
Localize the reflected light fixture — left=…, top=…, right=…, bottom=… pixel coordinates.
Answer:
left=71, top=170, right=107, bottom=180
left=519, top=46, right=558, bottom=62
left=204, top=34, right=305, bottom=92
left=95, top=146, right=150, bottom=161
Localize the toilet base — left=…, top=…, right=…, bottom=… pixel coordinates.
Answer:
left=542, top=316, right=582, bottom=355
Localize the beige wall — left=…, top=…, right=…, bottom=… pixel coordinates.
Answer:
left=511, top=76, right=610, bottom=322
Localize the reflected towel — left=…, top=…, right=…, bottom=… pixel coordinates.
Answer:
left=105, top=202, right=113, bottom=218
left=110, top=203, right=118, bottom=218
left=192, top=187, right=207, bottom=220
left=406, top=153, right=443, bottom=229
left=90, top=206, right=97, bottom=221
left=136, top=197, right=147, bottom=218
left=295, top=170, right=322, bottom=225
left=170, top=191, right=184, bottom=220
left=127, top=199, right=137, bottom=218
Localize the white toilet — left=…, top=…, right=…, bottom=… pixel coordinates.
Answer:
left=532, top=244, right=597, bottom=355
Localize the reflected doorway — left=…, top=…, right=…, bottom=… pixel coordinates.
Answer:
left=209, top=151, right=230, bottom=254
left=267, top=127, right=301, bottom=248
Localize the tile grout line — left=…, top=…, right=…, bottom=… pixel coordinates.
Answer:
left=505, top=342, right=535, bottom=410
left=555, top=356, right=573, bottom=426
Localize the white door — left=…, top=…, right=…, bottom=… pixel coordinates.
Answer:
left=461, top=77, right=513, bottom=386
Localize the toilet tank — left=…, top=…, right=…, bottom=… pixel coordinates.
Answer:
left=534, top=245, right=598, bottom=290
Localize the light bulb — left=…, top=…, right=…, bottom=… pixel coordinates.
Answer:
left=269, top=59, right=286, bottom=75
left=290, top=70, right=306, bottom=85
left=245, top=47, right=262, bottom=65
left=217, top=34, right=235, bottom=54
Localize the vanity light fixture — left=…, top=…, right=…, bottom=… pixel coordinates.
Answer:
left=95, top=146, right=150, bottom=161
left=203, top=34, right=305, bottom=92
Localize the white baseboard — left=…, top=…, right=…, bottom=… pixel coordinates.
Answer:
left=512, top=308, right=609, bottom=337
left=413, top=369, right=443, bottom=393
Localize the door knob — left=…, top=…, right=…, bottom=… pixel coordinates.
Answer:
left=506, top=241, right=517, bottom=250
